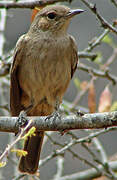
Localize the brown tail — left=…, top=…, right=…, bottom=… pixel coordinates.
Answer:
left=19, top=131, right=44, bottom=174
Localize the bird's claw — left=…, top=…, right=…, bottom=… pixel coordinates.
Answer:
left=77, top=110, right=84, bottom=116
left=17, top=110, right=28, bottom=128
left=59, top=129, right=68, bottom=136
left=45, top=111, right=61, bottom=122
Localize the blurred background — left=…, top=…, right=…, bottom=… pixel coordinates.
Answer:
left=0, top=0, right=117, bottom=179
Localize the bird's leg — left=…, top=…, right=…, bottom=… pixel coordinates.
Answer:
left=17, top=101, right=34, bottom=128
left=45, top=100, right=61, bottom=121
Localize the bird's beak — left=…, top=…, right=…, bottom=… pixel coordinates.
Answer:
left=66, top=9, right=85, bottom=18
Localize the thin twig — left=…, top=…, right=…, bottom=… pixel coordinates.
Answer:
left=81, top=142, right=116, bottom=179
left=0, top=120, right=32, bottom=162
left=67, top=131, right=111, bottom=176
left=81, top=0, right=117, bottom=34
left=0, top=9, right=7, bottom=56
left=78, top=51, right=97, bottom=60
left=71, top=79, right=92, bottom=109
left=58, top=160, right=117, bottom=180
left=102, top=48, right=117, bottom=68
left=110, top=0, right=117, bottom=8
left=40, top=127, right=117, bottom=167
left=0, top=0, right=68, bottom=9
left=0, top=104, right=10, bottom=112
left=85, top=29, right=109, bottom=52
left=52, top=156, right=64, bottom=180
left=78, top=63, right=117, bottom=85
left=46, top=133, right=100, bottom=172
left=93, top=137, right=116, bottom=178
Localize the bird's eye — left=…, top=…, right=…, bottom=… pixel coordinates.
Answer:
left=47, top=12, right=56, bottom=19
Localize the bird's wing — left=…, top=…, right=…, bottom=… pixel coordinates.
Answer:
left=69, top=36, right=78, bottom=78
left=10, top=35, right=28, bottom=116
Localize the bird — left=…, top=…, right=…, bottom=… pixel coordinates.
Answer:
left=10, top=4, right=84, bottom=174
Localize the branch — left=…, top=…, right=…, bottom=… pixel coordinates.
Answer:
left=110, top=0, right=117, bottom=8
left=40, top=127, right=117, bottom=167
left=0, top=120, right=33, bottom=161
left=0, top=0, right=68, bottom=9
left=1, top=111, right=117, bottom=133
left=45, top=133, right=100, bottom=172
left=78, top=63, right=117, bottom=85
left=12, top=127, right=117, bottom=179
left=52, top=156, right=64, bottom=180
left=0, top=9, right=7, bottom=56
left=81, top=0, right=117, bottom=34
left=93, top=138, right=108, bottom=164
left=93, top=138, right=116, bottom=178
left=85, top=29, right=109, bottom=52
left=58, top=161, right=117, bottom=180
left=78, top=51, right=97, bottom=60
left=81, top=140, right=116, bottom=178
left=67, top=131, right=116, bottom=178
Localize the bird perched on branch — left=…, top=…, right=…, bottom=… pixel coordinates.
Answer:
left=10, top=4, right=84, bottom=174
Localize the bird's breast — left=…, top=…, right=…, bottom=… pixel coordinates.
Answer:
left=18, top=36, right=72, bottom=108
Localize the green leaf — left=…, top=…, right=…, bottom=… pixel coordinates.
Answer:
left=102, top=34, right=113, bottom=45
left=11, top=149, right=28, bottom=157
left=102, top=34, right=117, bottom=48
left=22, top=126, right=36, bottom=140
left=73, top=78, right=81, bottom=89
left=94, top=52, right=103, bottom=65
left=62, top=103, right=69, bottom=110
left=110, top=101, right=117, bottom=111
left=0, top=161, right=6, bottom=168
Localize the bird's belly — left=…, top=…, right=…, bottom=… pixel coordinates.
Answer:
left=19, top=56, right=71, bottom=111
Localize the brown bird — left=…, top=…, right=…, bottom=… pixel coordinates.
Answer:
left=10, top=5, right=84, bottom=174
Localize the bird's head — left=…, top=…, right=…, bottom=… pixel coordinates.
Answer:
left=30, top=5, right=84, bottom=34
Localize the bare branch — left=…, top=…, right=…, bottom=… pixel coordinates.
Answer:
left=0, top=111, right=117, bottom=133
left=93, top=138, right=108, bottom=164
left=0, top=9, right=7, bottom=56
left=0, top=0, right=69, bottom=9
left=52, top=156, right=64, bottom=180
left=93, top=138, right=116, bottom=178
left=78, top=51, right=97, bottom=60
left=39, top=127, right=117, bottom=169
left=82, top=140, right=116, bottom=179
left=81, top=0, right=117, bottom=34
left=102, top=48, right=117, bottom=68
left=85, top=29, right=109, bottom=52
left=46, top=132, right=100, bottom=172
left=57, top=161, right=117, bottom=180
left=78, top=63, right=117, bottom=85
left=67, top=131, right=116, bottom=178
left=0, top=120, right=33, bottom=162
left=110, top=0, right=117, bottom=8
left=71, top=79, right=93, bottom=109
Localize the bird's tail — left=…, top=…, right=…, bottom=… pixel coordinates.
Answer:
left=19, top=131, right=44, bottom=174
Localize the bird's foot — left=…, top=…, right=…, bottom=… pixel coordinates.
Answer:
left=77, top=110, right=85, bottom=116
left=17, top=110, right=29, bottom=128
left=45, top=111, right=61, bottom=122
left=59, top=129, right=69, bottom=136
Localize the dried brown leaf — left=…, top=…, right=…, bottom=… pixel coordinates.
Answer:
left=31, top=6, right=45, bottom=22
left=80, top=81, right=88, bottom=91
left=88, top=81, right=96, bottom=113
left=98, top=86, right=112, bottom=113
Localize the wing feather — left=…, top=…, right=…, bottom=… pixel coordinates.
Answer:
left=69, top=36, right=78, bottom=78
left=10, top=35, right=27, bottom=116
